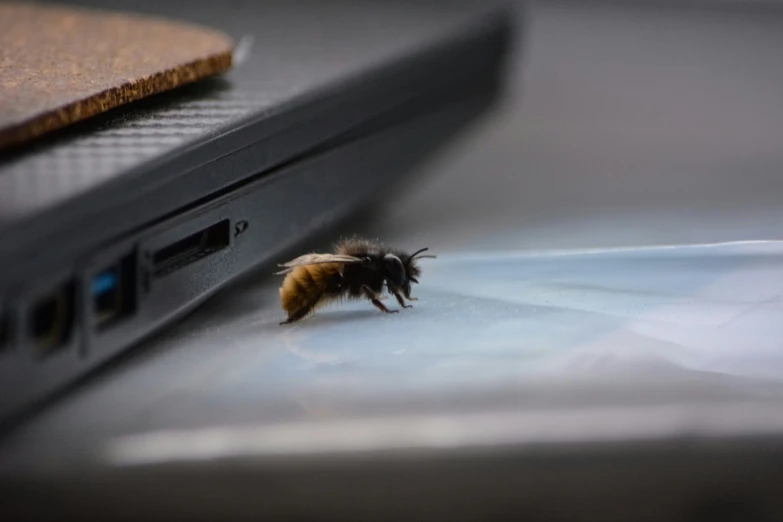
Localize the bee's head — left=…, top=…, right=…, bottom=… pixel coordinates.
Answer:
left=382, top=253, right=407, bottom=288
left=384, top=247, right=435, bottom=296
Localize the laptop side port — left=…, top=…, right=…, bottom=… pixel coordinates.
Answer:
left=0, top=306, right=10, bottom=354
left=28, top=280, right=76, bottom=357
left=92, top=252, right=137, bottom=330
left=151, top=219, right=230, bottom=278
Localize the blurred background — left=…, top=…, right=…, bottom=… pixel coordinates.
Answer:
left=372, top=0, right=783, bottom=253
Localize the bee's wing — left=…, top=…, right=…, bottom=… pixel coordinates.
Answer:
left=274, top=254, right=363, bottom=275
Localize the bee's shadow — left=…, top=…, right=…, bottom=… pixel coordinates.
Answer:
left=294, top=309, right=386, bottom=327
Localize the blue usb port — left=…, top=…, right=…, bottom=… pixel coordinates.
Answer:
left=92, top=271, right=118, bottom=297
left=92, top=254, right=136, bottom=330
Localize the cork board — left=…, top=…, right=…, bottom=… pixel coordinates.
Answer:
left=0, top=2, right=234, bottom=150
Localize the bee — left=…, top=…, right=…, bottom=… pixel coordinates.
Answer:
left=276, top=237, right=436, bottom=325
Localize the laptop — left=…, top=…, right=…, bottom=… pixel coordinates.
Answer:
left=0, top=0, right=514, bottom=424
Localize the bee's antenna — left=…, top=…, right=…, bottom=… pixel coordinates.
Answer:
left=411, top=247, right=436, bottom=260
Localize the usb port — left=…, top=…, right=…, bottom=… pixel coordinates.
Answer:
left=151, top=220, right=230, bottom=278
left=28, top=281, right=75, bottom=356
left=92, top=253, right=136, bottom=330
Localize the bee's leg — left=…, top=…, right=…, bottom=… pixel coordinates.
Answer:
left=280, top=310, right=307, bottom=325
left=279, top=304, right=314, bottom=325
left=403, top=289, right=418, bottom=301
left=363, top=285, right=398, bottom=314
left=393, top=290, right=413, bottom=309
